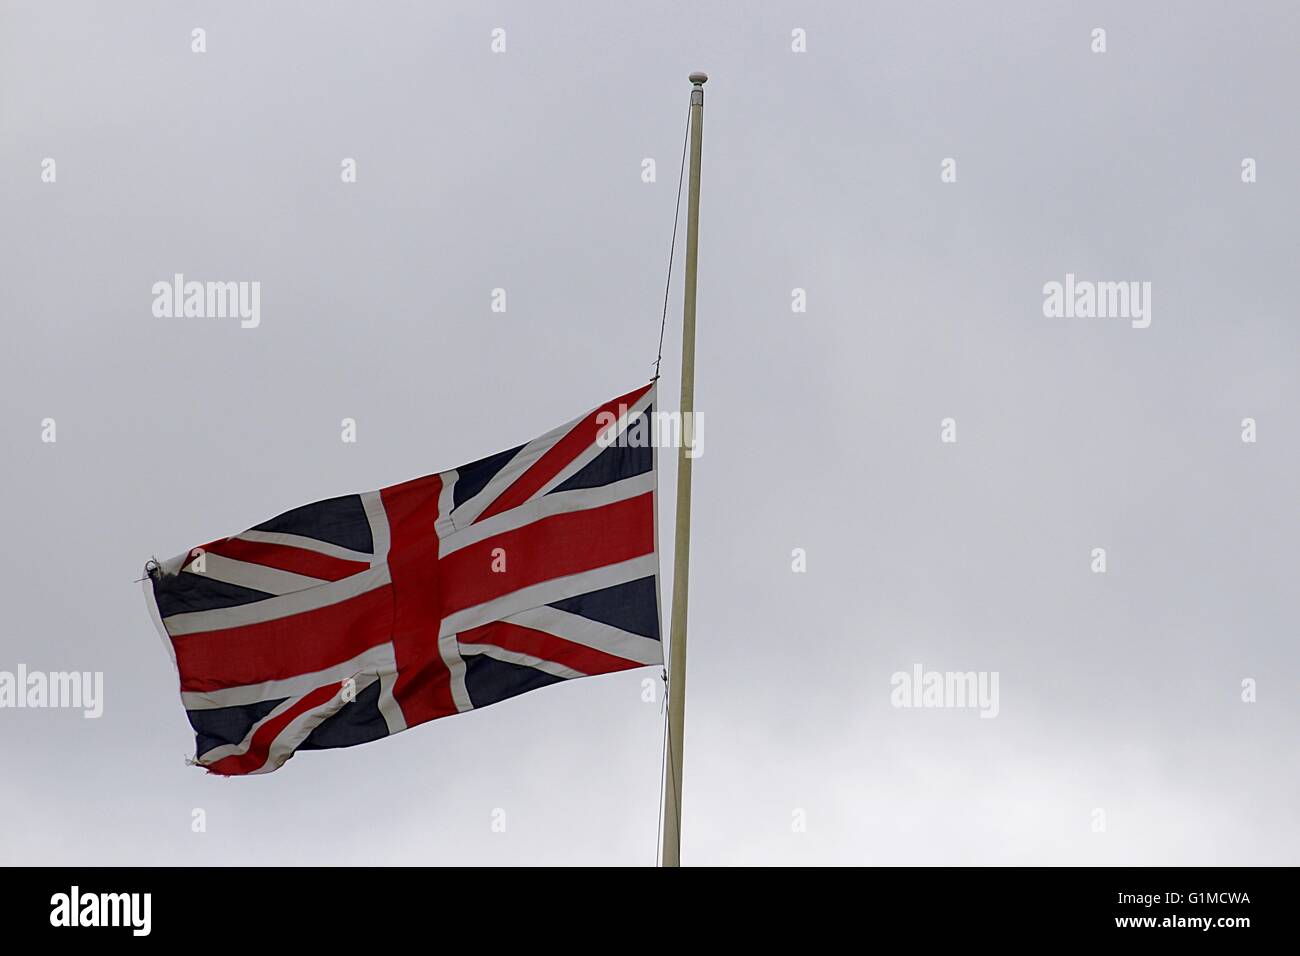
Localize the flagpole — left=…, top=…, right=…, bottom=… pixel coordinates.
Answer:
left=661, top=70, right=706, bottom=868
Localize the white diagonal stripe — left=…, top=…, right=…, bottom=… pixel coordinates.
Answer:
left=447, top=420, right=570, bottom=529
left=195, top=696, right=299, bottom=766
left=192, top=553, right=328, bottom=596
left=457, top=642, right=585, bottom=680
left=163, top=564, right=390, bottom=635
left=504, top=605, right=662, bottom=666
left=446, top=386, right=656, bottom=530
left=196, top=672, right=380, bottom=770
left=235, top=530, right=373, bottom=564
left=529, top=385, right=656, bottom=503
left=438, top=471, right=655, bottom=557
left=234, top=673, right=381, bottom=775
left=181, top=642, right=397, bottom=710
left=439, top=553, right=657, bottom=637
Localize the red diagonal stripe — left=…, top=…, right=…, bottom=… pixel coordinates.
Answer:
left=204, top=681, right=341, bottom=776
left=474, top=382, right=652, bottom=523
left=459, top=620, right=641, bottom=676
left=197, top=537, right=370, bottom=581
left=438, top=492, right=654, bottom=617
left=173, top=585, right=393, bottom=693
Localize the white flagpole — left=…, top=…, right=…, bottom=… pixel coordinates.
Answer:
left=661, top=70, right=707, bottom=868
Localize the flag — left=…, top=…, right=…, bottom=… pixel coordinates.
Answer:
left=145, top=383, right=662, bottom=775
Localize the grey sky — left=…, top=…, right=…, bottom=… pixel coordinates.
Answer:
left=1, top=1, right=1296, bottom=865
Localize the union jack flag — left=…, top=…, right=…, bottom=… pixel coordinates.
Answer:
left=145, top=383, right=662, bottom=775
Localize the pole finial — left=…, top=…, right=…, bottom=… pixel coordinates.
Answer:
left=689, top=71, right=708, bottom=86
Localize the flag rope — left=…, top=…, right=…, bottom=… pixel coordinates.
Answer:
left=653, top=99, right=693, bottom=864
left=654, top=667, right=670, bottom=865
left=653, top=101, right=692, bottom=382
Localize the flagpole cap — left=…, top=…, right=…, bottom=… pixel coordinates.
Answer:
left=689, top=71, right=708, bottom=86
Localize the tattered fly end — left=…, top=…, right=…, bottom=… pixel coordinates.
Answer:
left=186, top=754, right=227, bottom=776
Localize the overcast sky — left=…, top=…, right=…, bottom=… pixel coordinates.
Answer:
left=2, top=1, right=1297, bottom=865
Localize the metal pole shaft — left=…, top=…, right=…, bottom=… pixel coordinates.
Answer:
left=661, top=70, right=706, bottom=868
